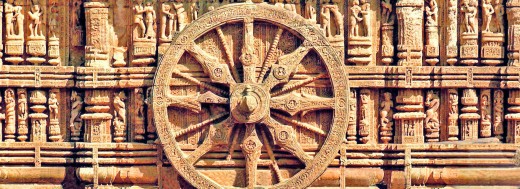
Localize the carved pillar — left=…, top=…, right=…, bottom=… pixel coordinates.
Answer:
left=379, top=91, right=394, bottom=144
left=480, top=89, right=492, bottom=138
left=26, top=0, right=47, bottom=66
left=346, top=89, right=357, bottom=144
left=446, top=0, right=458, bottom=65
left=132, top=89, right=146, bottom=141
left=506, top=90, right=520, bottom=143
left=17, top=89, right=28, bottom=142
left=48, top=89, right=61, bottom=142
left=131, top=1, right=155, bottom=67
left=84, top=2, right=112, bottom=68
left=30, top=90, right=47, bottom=142
left=4, top=0, right=24, bottom=65
left=145, top=87, right=156, bottom=143
left=493, top=89, right=505, bottom=140
left=424, top=0, right=439, bottom=65
left=81, top=90, right=113, bottom=143
left=445, top=89, right=459, bottom=141
left=347, top=0, right=372, bottom=65
left=507, top=0, right=520, bottom=66
left=396, top=0, right=424, bottom=66
left=4, top=89, right=15, bottom=142
left=459, top=0, right=479, bottom=65
left=459, top=89, right=480, bottom=140
left=394, top=89, right=425, bottom=144
left=424, top=90, right=440, bottom=142
left=381, top=0, right=395, bottom=66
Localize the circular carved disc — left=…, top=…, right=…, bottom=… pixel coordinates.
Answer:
left=153, top=3, right=349, bottom=188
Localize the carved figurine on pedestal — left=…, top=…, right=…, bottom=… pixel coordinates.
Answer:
left=381, top=0, right=395, bottom=65
left=144, top=1, right=156, bottom=39
left=161, top=1, right=175, bottom=40
left=113, top=91, right=127, bottom=143
left=379, top=92, right=394, bottom=144
left=480, top=91, right=492, bottom=137
left=17, top=90, right=28, bottom=142
left=70, top=91, right=84, bottom=141
left=4, top=89, right=15, bottom=142
left=460, top=0, right=479, bottom=65
left=26, top=2, right=46, bottom=66
left=173, top=0, right=188, bottom=31
left=447, top=89, right=459, bottom=141
left=320, top=4, right=331, bottom=37
left=481, top=0, right=505, bottom=65
left=48, top=3, right=60, bottom=66
left=132, top=0, right=157, bottom=66
left=359, top=91, right=371, bottom=144
left=190, top=0, right=199, bottom=22
left=134, top=88, right=146, bottom=141
left=425, top=0, right=439, bottom=65
left=133, top=0, right=146, bottom=39
left=446, top=0, right=458, bottom=65
left=483, top=0, right=495, bottom=33
left=348, top=0, right=371, bottom=65
left=303, top=0, right=317, bottom=23
left=28, top=4, right=43, bottom=37
left=424, top=91, right=440, bottom=142
left=494, top=0, right=505, bottom=33
left=4, top=0, right=24, bottom=65
left=349, top=0, right=363, bottom=37
left=48, top=90, right=61, bottom=142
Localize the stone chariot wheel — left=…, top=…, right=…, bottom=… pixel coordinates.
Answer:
left=153, top=2, right=349, bottom=188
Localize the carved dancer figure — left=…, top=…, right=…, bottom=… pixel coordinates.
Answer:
left=144, top=1, right=156, bottom=39
left=425, top=0, right=438, bottom=26
left=349, top=0, right=363, bottom=37
left=425, top=91, right=440, bottom=129
left=133, top=0, right=147, bottom=39
left=494, top=0, right=504, bottom=33
left=49, top=91, right=59, bottom=120
left=320, top=3, right=331, bottom=37
left=461, top=0, right=477, bottom=33
left=191, top=0, right=199, bottom=21
left=161, top=2, right=175, bottom=40
left=113, top=91, right=127, bottom=142
left=482, top=0, right=495, bottom=32
left=380, top=92, right=394, bottom=128
left=70, top=91, right=84, bottom=141
left=303, top=0, right=316, bottom=22
left=173, top=0, right=188, bottom=31
left=381, top=0, right=392, bottom=24
left=28, top=4, right=44, bottom=37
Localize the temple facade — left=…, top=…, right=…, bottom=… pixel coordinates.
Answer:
left=0, top=0, right=519, bottom=188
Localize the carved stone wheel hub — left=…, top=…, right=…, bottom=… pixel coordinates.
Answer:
left=153, top=2, right=349, bottom=188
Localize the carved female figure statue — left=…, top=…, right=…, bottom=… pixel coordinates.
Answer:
left=381, top=0, right=392, bottom=24
left=28, top=4, right=44, bottom=37
left=144, top=1, right=156, bottom=39
left=13, top=3, right=24, bottom=37
left=135, top=89, right=145, bottom=118
left=5, top=0, right=15, bottom=37
left=349, top=0, right=363, bottom=37
left=69, top=91, right=84, bottom=136
left=379, top=92, right=394, bottom=128
left=481, top=95, right=491, bottom=124
left=49, top=92, right=59, bottom=120
left=461, top=0, right=477, bottom=33
left=133, top=0, right=146, bottom=39
left=173, top=0, right=188, bottom=31
left=161, top=2, right=175, bottom=40
left=49, top=3, right=59, bottom=38
left=482, top=0, right=495, bottom=32
left=425, top=91, right=440, bottom=129
left=5, top=89, right=15, bottom=135
left=360, top=0, right=370, bottom=36
left=18, top=92, right=27, bottom=121
left=303, top=0, right=317, bottom=23
left=425, top=0, right=438, bottom=26
left=494, top=0, right=505, bottom=33
left=113, top=91, right=127, bottom=126
left=320, top=2, right=331, bottom=37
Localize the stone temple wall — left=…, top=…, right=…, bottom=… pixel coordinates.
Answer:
left=0, top=0, right=519, bottom=188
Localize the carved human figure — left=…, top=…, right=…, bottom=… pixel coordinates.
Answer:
left=70, top=91, right=84, bottom=138
left=191, top=0, right=199, bottom=21
left=425, top=91, right=440, bottom=129
left=133, top=0, right=146, bottom=38
left=461, top=0, right=477, bottom=33
left=114, top=91, right=127, bottom=125
left=28, top=4, right=44, bottom=37
left=349, top=0, right=363, bottom=37
left=482, top=0, right=495, bottom=32
left=425, top=0, right=438, bottom=26
left=5, top=89, right=15, bottom=138
left=494, top=0, right=504, bottom=33
left=303, top=0, right=317, bottom=23
left=49, top=3, right=59, bottom=38
left=14, top=3, right=24, bottom=37
left=360, top=93, right=370, bottom=130
left=161, top=2, right=175, bottom=40
left=380, top=92, right=394, bottom=128
left=450, top=93, right=458, bottom=115
left=173, top=0, right=188, bottom=31
left=320, top=3, right=331, bottom=37
left=359, top=0, right=370, bottom=36
left=18, top=92, right=27, bottom=122
left=481, top=95, right=491, bottom=124
left=135, top=89, right=145, bottom=118
left=144, top=1, right=156, bottom=39
left=49, top=92, right=59, bottom=120
left=381, top=0, right=392, bottom=24
left=5, top=0, right=15, bottom=37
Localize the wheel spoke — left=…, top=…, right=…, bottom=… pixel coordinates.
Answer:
left=173, top=112, right=228, bottom=138
left=270, top=92, right=334, bottom=116
left=271, top=112, right=327, bottom=136
left=271, top=73, right=327, bottom=97
left=257, top=28, right=284, bottom=83
left=172, top=69, right=229, bottom=96
left=186, top=43, right=236, bottom=85
left=263, top=117, right=313, bottom=166
left=166, top=91, right=229, bottom=113
left=239, top=17, right=258, bottom=84
left=216, top=26, right=241, bottom=82
left=241, top=123, right=262, bottom=188
left=260, top=128, right=284, bottom=183
left=186, top=118, right=234, bottom=164
left=262, top=46, right=312, bottom=89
